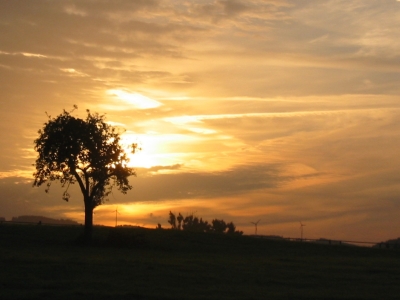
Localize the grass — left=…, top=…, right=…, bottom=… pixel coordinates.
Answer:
left=1, top=224, right=400, bottom=299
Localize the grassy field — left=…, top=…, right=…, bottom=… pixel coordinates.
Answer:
left=1, top=224, right=400, bottom=300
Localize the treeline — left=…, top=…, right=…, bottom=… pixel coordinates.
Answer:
left=10, top=215, right=79, bottom=225
left=166, top=211, right=243, bottom=235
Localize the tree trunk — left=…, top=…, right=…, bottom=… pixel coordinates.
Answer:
left=83, top=199, right=94, bottom=244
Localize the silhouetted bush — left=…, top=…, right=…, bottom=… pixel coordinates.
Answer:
left=168, top=212, right=243, bottom=235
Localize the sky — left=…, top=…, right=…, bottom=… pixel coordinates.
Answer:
left=1, top=0, right=400, bottom=242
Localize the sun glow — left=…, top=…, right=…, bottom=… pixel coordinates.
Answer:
left=128, top=150, right=160, bottom=169
left=122, top=132, right=166, bottom=169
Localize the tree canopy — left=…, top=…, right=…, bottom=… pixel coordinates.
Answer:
left=33, top=108, right=137, bottom=241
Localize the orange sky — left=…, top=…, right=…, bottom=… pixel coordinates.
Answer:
left=1, top=0, right=400, bottom=242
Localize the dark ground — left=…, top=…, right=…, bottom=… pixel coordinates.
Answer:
left=1, top=224, right=400, bottom=300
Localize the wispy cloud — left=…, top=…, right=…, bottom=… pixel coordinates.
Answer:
left=107, top=89, right=162, bottom=109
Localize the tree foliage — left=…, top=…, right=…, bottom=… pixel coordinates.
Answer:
left=33, top=108, right=137, bottom=241
left=167, top=211, right=243, bottom=235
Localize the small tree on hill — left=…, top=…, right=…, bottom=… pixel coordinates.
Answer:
left=226, top=222, right=235, bottom=234
left=168, top=211, right=177, bottom=229
left=33, top=108, right=137, bottom=242
left=177, top=212, right=184, bottom=230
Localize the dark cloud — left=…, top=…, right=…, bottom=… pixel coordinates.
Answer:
left=0, top=176, right=73, bottom=220
left=0, top=162, right=318, bottom=216
left=191, top=0, right=249, bottom=21
left=220, top=0, right=249, bottom=16
left=129, top=163, right=323, bottom=202
left=139, top=164, right=183, bottom=174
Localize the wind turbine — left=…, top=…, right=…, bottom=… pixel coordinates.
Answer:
left=115, top=207, right=120, bottom=227
left=251, top=220, right=261, bottom=235
left=300, top=221, right=306, bottom=241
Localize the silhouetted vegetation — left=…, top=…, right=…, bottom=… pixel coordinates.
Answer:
left=374, top=237, right=400, bottom=249
left=11, top=215, right=79, bottom=225
left=33, top=107, right=137, bottom=242
left=167, top=211, right=243, bottom=235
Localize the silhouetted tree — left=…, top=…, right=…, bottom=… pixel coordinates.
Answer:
left=167, top=212, right=242, bottom=235
left=181, top=214, right=211, bottom=232
left=168, top=211, right=177, bottom=229
left=177, top=212, right=184, bottom=230
left=226, top=221, right=243, bottom=235
left=33, top=107, right=137, bottom=242
left=198, top=218, right=212, bottom=232
left=182, top=214, right=197, bottom=231
left=212, top=219, right=227, bottom=233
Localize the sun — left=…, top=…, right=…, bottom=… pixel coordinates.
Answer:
left=128, top=150, right=157, bottom=169
left=121, top=132, right=164, bottom=169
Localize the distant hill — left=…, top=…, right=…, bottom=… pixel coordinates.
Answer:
left=373, top=238, right=400, bottom=249
left=11, top=215, right=80, bottom=225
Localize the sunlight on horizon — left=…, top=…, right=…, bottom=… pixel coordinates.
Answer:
left=88, top=198, right=243, bottom=228
left=90, top=201, right=192, bottom=227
